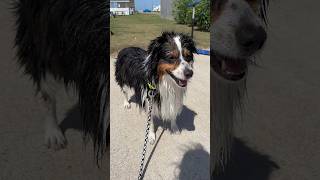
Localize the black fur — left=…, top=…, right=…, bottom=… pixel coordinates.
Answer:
left=260, top=0, right=270, bottom=24
left=13, top=0, right=109, bottom=163
left=115, top=31, right=196, bottom=107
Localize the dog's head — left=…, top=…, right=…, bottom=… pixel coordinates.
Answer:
left=147, top=32, right=197, bottom=88
left=211, top=0, right=269, bottom=82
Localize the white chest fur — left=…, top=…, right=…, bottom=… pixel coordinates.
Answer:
left=153, top=75, right=186, bottom=122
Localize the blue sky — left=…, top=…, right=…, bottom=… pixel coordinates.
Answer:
left=135, top=0, right=160, bottom=11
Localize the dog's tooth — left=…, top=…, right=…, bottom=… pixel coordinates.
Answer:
left=221, top=60, right=227, bottom=71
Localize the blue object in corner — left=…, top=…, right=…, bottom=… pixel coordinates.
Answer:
left=196, top=49, right=210, bottom=55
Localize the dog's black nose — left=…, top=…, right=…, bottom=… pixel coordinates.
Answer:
left=236, top=24, right=267, bottom=54
left=184, top=69, right=193, bottom=79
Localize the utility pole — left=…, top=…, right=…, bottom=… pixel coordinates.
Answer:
left=191, top=6, right=195, bottom=38
left=188, top=0, right=200, bottom=39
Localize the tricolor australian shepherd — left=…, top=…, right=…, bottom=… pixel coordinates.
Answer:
left=13, top=0, right=109, bottom=162
left=211, top=0, right=269, bottom=174
left=115, top=32, right=196, bottom=144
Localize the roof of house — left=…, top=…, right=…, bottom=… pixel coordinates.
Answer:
left=110, top=0, right=131, bottom=2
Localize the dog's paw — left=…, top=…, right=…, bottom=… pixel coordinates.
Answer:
left=171, top=124, right=180, bottom=134
left=148, top=132, right=156, bottom=145
left=123, top=101, right=131, bottom=109
left=45, top=126, right=67, bottom=150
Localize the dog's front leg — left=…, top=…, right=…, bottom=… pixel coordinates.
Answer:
left=148, top=115, right=156, bottom=145
left=171, top=119, right=180, bottom=134
left=122, top=85, right=131, bottom=109
left=40, top=77, right=66, bottom=150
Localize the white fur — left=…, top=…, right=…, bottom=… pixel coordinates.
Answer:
left=142, top=55, right=151, bottom=74
left=172, top=36, right=193, bottom=80
left=122, top=85, right=131, bottom=109
left=40, top=73, right=66, bottom=149
left=211, top=69, right=246, bottom=172
left=211, top=0, right=263, bottom=58
left=157, top=75, right=185, bottom=126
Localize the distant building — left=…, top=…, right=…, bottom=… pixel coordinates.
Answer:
left=161, top=0, right=173, bottom=19
left=110, top=0, right=135, bottom=15
left=153, top=5, right=161, bottom=12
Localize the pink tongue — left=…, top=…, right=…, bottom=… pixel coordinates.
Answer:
left=222, top=60, right=243, bottom=73
left=179, top=80, right=187, bottom=86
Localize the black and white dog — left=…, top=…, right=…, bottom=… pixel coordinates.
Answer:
left=115, top=32, right=196, bottom=144
left=211, top=0, right=269, bottom=174
left=13, top=0, right=109, bottom=162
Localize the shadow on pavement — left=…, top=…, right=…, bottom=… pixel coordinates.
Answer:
left=153, top=105, right=197, bottom=132
left=60, top=104, right=83, bottom=133
left=212, top=138, right=279, bottom=180
left=177, top=105, right=197, bottom=131
left=129, top=93, right=197, bottom=132
left=176, top=143, right=210, bottom=180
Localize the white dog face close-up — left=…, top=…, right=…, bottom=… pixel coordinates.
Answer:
left=211, top=0, right=269, bottom=174
left=211, top=0, right=268, bottom=81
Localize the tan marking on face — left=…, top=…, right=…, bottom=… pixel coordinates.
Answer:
left=169, top=49, right=180, bottom=59
left=157, top=61, right=179, bottom=80
left=182, top=48, right=191, bottom=58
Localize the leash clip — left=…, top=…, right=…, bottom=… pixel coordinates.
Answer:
left=148, top=90, right=156, bottom=98
left=147, top=82, right=156, bottom=98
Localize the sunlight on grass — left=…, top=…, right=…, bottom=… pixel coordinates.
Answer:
left=111, top=14, right=209, bottom=55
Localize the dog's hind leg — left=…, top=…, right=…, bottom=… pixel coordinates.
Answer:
left=40, top=74, right=66, bottom=150
left=122, top=85, right=131, bottom=109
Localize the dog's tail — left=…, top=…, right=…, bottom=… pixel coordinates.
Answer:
left=79, top=66, right=109, bottom=165
left=75, top=2, right=110, bottom=165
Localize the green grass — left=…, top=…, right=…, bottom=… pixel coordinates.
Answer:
left=111, top=14, right=209, bottom=55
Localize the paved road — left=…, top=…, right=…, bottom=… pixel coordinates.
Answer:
left=0, top=2, right=108, bottom=180
left=110, top=54, right=210, bottom=180
left=214, top=1, right=320, bottom=180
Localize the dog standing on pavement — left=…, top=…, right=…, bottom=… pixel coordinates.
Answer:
left=211, top=0, right=269, bottom=173
left=115, top=32, right=196, bottom=144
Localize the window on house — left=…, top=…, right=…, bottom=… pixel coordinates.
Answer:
left=111, top=2, right=118, bottom=8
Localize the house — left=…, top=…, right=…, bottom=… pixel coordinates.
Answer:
left=153, top=5, right=161, bottom=12
left=160, top=0, right=173, bottom=19
left=110, top=0, right=135, bottom=15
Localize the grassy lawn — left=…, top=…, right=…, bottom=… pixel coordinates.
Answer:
left=111, top=13, right=209, bottom=55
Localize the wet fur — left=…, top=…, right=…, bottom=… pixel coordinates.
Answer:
left=211, top=0, right=269, bottom=174
left=13, top=0, right=109, bottom=163
left=115, top=32, right=196, bottom=129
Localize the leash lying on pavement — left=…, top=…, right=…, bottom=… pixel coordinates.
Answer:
left=138, top=83, right=157, bottom=180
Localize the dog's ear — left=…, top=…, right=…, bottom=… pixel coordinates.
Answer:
left=147, top=37, right=161, bottom=56
left=146, top=36, right=164, bottom=80
left=181, top=34, right=197, bottom=54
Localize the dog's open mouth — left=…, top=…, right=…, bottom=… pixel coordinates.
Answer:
left=212, top=53, right=247, bottom=81
left=167, top=71, right=188, bottom=87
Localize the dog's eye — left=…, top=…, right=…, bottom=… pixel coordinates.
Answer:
left=184, top=56, right=193, bottom=62
left=168, top=57, right=177, bottom=63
